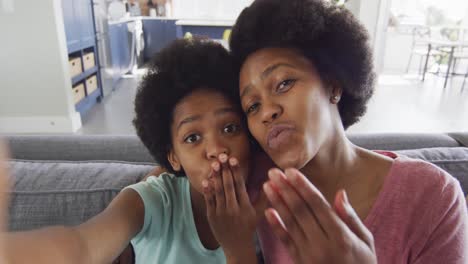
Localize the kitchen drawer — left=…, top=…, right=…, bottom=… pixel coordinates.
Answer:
left=86, top=75, right=98, bottom=94
left=82, top=52, right=95, bottom=70
left=69, top=57, right=82, bottom=78
left=72, top=83, right=85, bottom=104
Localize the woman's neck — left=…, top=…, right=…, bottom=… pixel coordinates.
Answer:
left=300, top=128, right=361, bottom=202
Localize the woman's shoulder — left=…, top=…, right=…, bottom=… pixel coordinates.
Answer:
left=373, top=151, right=465, bottom=220
left=388, top=153, right=460, bottom=194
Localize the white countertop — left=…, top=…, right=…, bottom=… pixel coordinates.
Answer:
left=108, top=16, right=178, bottom=25
left=108, top=17, right=234, bottom=27
left=176, top=19, right=234, bottom=27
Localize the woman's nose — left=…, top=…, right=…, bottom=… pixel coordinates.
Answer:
left=261, top=101, right=282, bottom=125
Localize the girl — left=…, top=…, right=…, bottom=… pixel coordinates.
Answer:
left=0, top=38, right=259, bottom=264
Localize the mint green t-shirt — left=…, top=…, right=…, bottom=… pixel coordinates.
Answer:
left=125, top=173, right=225, bottom=263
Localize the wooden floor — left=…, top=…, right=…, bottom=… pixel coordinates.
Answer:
left=78, top=72, right=468, bottom=135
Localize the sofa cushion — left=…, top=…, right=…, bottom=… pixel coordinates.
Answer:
left=8, top=159, right=155, bottom=231
left=395, top=147, right=468, bottom=195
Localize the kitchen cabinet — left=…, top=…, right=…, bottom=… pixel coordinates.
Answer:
left=62, top=0, right=95, bottom=53
left=142, top=19, right=178, bottom=62
left=61, top=0, right=103, bottom=115
left=109, top=22, right=132, bottom=87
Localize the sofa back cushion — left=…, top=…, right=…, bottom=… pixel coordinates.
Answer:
left=8, top=160, right=154, bottom=231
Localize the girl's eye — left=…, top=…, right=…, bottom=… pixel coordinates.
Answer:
left=223, top=123, right=240, bottom=134
left=277, top=79, right=296, bottom=92
left=245, top=102, right=260, bottom=115
left=184, top=134, right=201, bottom=144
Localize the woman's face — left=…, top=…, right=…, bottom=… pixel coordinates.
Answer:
left=239, top=48, right=338, bottom=170
left=168, top=89, right=251, bottom=193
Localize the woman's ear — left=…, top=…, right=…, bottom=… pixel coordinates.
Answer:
left=167, top=150, right=182, bottom=172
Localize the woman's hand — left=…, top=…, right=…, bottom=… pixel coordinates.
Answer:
left=202, top=154, right=257, bottom=264
left=263, top=168, right=377, bottom=264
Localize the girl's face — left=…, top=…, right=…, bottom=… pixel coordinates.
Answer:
left=239, top=48, right=339, bottom=170
left=168, top=89, right=250, bottom=193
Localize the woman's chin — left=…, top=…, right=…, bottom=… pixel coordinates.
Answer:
left=273, top=156, right=303, bottom=170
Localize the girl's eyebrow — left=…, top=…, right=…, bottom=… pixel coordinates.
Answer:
left=241, top=63, right=296, bottom=100
left=177, top=115, right=201, bottom=130
left=214, top=107, right=237, bottom=116
left=177, top=107, right=238, bottom=131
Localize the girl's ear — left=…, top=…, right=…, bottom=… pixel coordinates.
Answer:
left=167, top=149, right=182, bottom=172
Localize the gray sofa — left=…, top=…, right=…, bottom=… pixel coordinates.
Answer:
left=4, top=133, right=468, bottom=258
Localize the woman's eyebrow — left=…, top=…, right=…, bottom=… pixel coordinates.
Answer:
left=241, top=63, right=296, bottom=100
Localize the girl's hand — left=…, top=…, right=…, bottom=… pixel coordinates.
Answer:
left=202, top=154, right=257, bottom=264
left=263, top=168, right=377, bottom=264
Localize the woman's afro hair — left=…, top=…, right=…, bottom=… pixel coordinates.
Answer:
left=229, top=0, right=376, bottom=129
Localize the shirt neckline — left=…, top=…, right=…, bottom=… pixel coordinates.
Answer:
left=184, top=180, right=224, bottom=256
left=363, top=151, right=401, bottom=230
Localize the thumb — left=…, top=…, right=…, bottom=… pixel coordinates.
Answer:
left=334, top=190, right=374, bottom=248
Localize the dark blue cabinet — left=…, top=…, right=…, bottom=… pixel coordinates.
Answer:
left=143, top=19, right=177, bottom=62
left=61, top=0, right=96, bottom=52
left=109, top=22, right=132, bottom=88
left=62, top=0, right=81, bottom=52
left=77, top=0, right=95, bottom=49
left=61, top=0, right=102, bottom=115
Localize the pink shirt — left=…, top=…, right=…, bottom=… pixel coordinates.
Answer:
left=248, top=151, right=468, bottom=264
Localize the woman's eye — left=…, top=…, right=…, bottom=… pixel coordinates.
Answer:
left=245, top=102, right=259, bottom=115
left=184, top=134, right=201, bottom=144
left=223, top=123, right=240, bottom=134
left=277, top=79, right=296, bottom=92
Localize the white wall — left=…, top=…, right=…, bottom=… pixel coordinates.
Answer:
left=0, top=0, right=81, bottom=133
left=346, top=0, right=391, bottom=73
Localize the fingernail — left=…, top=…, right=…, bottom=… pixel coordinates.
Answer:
left=263, top=182, right=273, bottom=195
left=219, top=153, right=228, bottom=163
left=229, top=157, right=238, bottom=166
left=268, top=169, right=280, bottom=181
left=202, top=180, right=209, bottom=188
left=342, top=190, right=349, bottom=205
left=212, top=162, right=220, bottom=172
left=285, top=168, right=297, bottom=182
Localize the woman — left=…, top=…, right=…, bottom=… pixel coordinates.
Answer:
left=229, top=0, right=468, bottom=263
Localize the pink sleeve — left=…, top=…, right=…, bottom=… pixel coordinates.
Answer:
left=413, top=175, right=468, bottom=264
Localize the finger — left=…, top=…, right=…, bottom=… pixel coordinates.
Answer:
left=211, top=161, right=225, bottom=212
left=334, top=190, right=374, bottom=248
left=264, top=208, right=300, bottom=260
left=219, top=154, right=237, bottom=209
left=202, top=179, right=216, bottom=218
left=0, top=141, right=11, bottom=231
left=269, top=168, right=326, bottom=241
left=229, top=157, right=250, bottom=206
left=263, top=178, right=306, bottom=243
left=284, top=168, right=346, bottom=239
